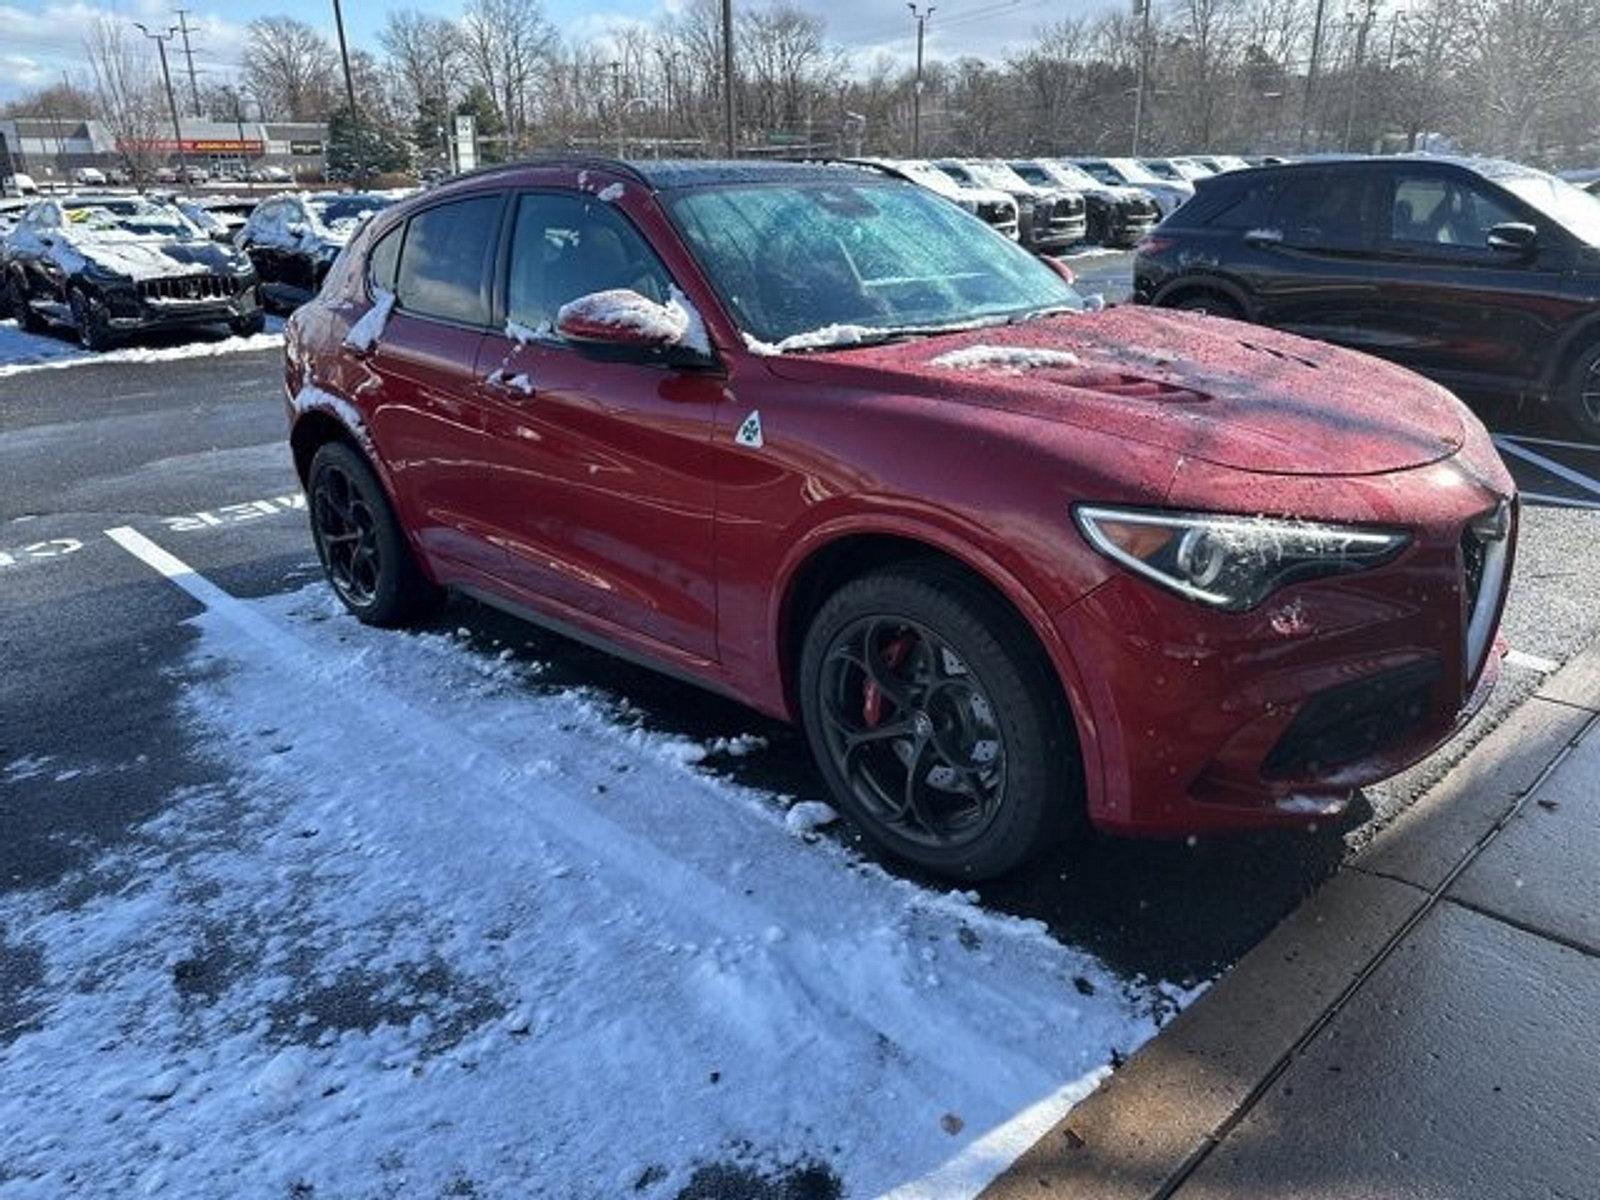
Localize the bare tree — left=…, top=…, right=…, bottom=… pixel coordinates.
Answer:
left=379, top=10, right=463, bottom=120
left=243, top=16, right=339, bottom=121
left=84, top=17, right=165, bottom=183
left=459, top=0, right=556, bottom=150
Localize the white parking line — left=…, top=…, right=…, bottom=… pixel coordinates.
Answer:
left=1518, top=490, right=1600, bottom=511
left=1494, top=433, right=1600, bottom=454
left=1493, top=436, right=1600, bottom=499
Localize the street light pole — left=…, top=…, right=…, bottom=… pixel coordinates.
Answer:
left=134, top=23, right=188, bottom=180
left=330, top=0, right=361, bottom=179
left=1131, top=0, right=1152, bottom=154
left=1299, top=0, right=1329, bottom=150
left=908, top=3, right=933, bottom=156
left=720, top=0, right=736, bottom=156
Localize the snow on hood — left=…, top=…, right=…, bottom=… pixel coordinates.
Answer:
left=761, top=309, right=1469, bottom=477
left=8, top=216, right=245, bottom=280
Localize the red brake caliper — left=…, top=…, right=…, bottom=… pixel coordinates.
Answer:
left=862, top=633, right=916, bottom=729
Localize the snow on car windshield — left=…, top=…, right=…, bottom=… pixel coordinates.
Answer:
left=668, top=181, right=1081, bottom=348
left=309, top=194, right=390, bottom=230
left=65, top=199, right=200, bottom=239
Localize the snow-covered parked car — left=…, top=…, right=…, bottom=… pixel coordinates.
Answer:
left=847, top=158, right=1020, bottom=240
left=934, top=159, right=1087, bottom=252
left=2, top=195, right=263, bottom=350
left=175, top=196, right=255, bottom=243
left=3, top=173, right=39, bottom=197
left=236, top=191, right=394, bottom=311
left=70, top=166, right=107, bottom=187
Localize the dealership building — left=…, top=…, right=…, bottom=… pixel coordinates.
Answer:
left=0, top=117, right=329, bottom=181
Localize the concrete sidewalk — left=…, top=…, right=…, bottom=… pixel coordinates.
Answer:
left=985, top=649, right=1600, bottom=1200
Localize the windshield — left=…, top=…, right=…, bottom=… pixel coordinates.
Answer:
left=63, top=198, right=199, bottom=238
left=668, top=181, right=1081, bottom=349
left=963, top=161, right=1030, bottom=191
left=1141, top=160, right=1182, bottom=181
left=309, top=194, right=390, bottom=228
left=892, top=161, right=959, bottom=195
left=1048, top=161, right=1102, bottom=189
left=1171, top=160, right=1211, bottom=181
left=1495, top=172, right=1600, bottom=246
left=1108, top=159, right=1165, bottom=185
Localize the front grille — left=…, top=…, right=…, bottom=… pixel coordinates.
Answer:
left=1263, top=660, right=1440, bottom=779
left=137, top=273, right=234, bottom=302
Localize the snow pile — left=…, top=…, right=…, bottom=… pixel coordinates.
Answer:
left=486, top=367, right=536, bottom=394
left=784, top=800, right=838, bottom=835
left=931, top=344, right=1084, bottom=372
left=342, top=286, right=395, bottom=352
left=598, top=182, right=626, bottom=202
left=505, top=318, right=551, bottom=344
left=0, top=581, right=1190, bottom=1199
left=742, top=323, right=885, bottom=355
left=0, top=317, right=283, bottom=377
left=557, top=288, right=690, bottom=345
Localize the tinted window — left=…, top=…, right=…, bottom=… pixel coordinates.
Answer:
left=1199, top=176, right=1278, bottom=230
left=367, top=224, right=402, bottom=292
left=395, top=195, right=500, bottom=324
left=505, top=192, right=674, bottom=330
left=1012, top=163, right=1048, bottom=185
left=1387, top=173, right=1520, bottom=247
left=1269, top=170, right=1374, bottom=249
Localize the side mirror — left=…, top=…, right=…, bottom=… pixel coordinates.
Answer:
left=555, top=288, right=688, bottom=349
left=1487, top=222, right=1537, bottom=254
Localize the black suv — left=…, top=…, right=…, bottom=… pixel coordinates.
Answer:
left=1134, top=156, right=1600, bottom=435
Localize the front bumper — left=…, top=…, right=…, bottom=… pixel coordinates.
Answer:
left=1108, top=204, right=1160, bottom=246
left=102, top=277, right=260, bottom=332
left=1054, top=460, right=1517, bottom=837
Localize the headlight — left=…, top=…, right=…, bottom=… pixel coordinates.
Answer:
left=1074, top=505, right=1409, bottom=611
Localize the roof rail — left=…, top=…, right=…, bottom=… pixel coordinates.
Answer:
left=442, top=153, right=653, bottom=188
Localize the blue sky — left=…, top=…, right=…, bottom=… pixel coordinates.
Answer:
left=1, top=0, right=1069, bottom=104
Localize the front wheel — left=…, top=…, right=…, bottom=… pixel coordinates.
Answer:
left=307, top=441, right=441, bottom=626
left=1559, top=342, right=1600, bottom=442
left=798, top=563, right=1082, bottom=880
left=12, top=271, right=46, bottom=333
left=69, top=287, right=115, bottom=351
left=230, top=310, right=266, bottom=338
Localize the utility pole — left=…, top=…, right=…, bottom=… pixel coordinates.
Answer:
left=1341, top=0, right=1377, bottom=153
left=1298, top=0, right=1329, bottom=150
left=134, top=22, right=188, bottom=179
left=609, top=61, right=625, bottom=157
left=720, top=0, right=736, bottom=156
left=908, top=3, right=933, bottom=156
left=174, top=9, right=202, bottom=115
left=1131, top=0, right=1152, bottom=154
left=330, top=0, right=361, bottom=179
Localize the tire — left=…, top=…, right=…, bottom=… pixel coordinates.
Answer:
left=69, top=286, right=115, bottom=351
left=306, top=441, right=441, bottom=627
left=1170, top=290, right=1243, bottom=319
left=1559, top=341, right=1600, bottom=443
left=12, top=270, right=46, bottom=333
left=230, top=310, right=266, bottom=338
left=798, top=561, right=1082, bottom=880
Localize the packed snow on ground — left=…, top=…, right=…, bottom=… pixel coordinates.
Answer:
left=0, top=316, right=284, bottom=377
left=931, top=344, right=1084, bottom=372
left=0, top=581, right=1193, bottom=1199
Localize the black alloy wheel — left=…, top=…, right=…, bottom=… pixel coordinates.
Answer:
left=1565, top=344, right=1600, bottom=442
left=799, top=562, right=1082, bottom=880
left=817, top=616, right=1007, bottom=850
left=306, top=441, right=441, bottom=626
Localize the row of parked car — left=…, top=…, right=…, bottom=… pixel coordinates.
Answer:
left=4, top=164, right=297, bottom=194
left=850, top=154, right=1274, bottom=252
left=0, top=188, right=402, bottom=349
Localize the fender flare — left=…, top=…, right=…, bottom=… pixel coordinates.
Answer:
left=769, top=511, right=1108, bottom=819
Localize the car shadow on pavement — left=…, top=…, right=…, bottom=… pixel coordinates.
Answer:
left=431, top=593, right=1362, bottom=992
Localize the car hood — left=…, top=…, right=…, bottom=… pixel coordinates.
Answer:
left=758, top=309, right=1466, bottom=477
left=80, top=235, right=248, bottom=279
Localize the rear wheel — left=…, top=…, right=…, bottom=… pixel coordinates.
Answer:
left=798, top=562, right=1081, bottom=880
left=11, top=270, right=46, bottom=333
left=307, top=441, right=441, bottom=626
left=1170, top=290, right=1243, bottom=319
left=1559, top=342, right=1600, bottom=442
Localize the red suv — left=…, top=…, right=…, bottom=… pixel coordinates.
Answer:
left=284, top=158, right=1516, bottom=880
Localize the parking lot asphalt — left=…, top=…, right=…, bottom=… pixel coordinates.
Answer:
left=4, top=283, right=1600, bottom=1192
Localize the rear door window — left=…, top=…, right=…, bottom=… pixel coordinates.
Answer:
left=1268, top=170, right=1376, bottom=251
left=394, top=194, right=501, bottom=325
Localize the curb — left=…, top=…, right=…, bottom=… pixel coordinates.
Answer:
left=980, top=643, right=1600, bottom=1199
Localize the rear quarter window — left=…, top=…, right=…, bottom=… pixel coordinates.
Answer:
left=1189, top=176, right=1279, bottom=230
left=367, top=224, right=402, bottom=292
